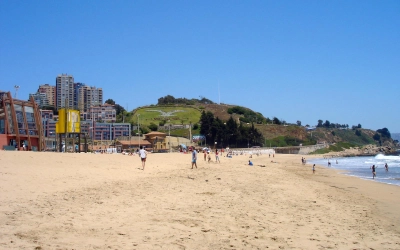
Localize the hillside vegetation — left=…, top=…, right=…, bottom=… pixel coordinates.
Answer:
left=122, top=96, right=396, bottom=149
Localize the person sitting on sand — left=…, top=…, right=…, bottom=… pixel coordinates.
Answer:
left=248, top=160, right=253, bottom=166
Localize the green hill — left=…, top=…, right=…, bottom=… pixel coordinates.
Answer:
left=121, top=97, right=395, bottom=149
left=131, top=106, right=202, bottom=127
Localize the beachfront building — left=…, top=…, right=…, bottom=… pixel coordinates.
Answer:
left=80, top=103, right=116, bottom=122
left=0, top=91, right=44, bottom=151
left=79, top=121, right=131, bottom=141
left=56, top=74, right=74, bottom=110
left=144, top=131, right=169, bottom=152
left=41, top=110, right=57, bottom=151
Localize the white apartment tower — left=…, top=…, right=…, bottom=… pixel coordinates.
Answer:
left=56, top=74, right=74, bottom=110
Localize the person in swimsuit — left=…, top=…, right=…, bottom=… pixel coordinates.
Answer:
left=371, top=165, right=376, bottom=179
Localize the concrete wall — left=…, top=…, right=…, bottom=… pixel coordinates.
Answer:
left=230, top=144, right=328, bottom=155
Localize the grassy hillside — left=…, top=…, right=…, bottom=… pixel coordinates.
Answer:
left=310, top=128, right=375, bottom=146
left=131, top=106, right=202, bottom=127
left=126, top=103, right=383, bottom=148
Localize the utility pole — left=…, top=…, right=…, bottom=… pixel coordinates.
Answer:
left=65, top=98, right=68, bottom=153
left=137, top=114, right=140, bottom=149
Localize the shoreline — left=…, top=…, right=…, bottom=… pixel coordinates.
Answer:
left=1, top=151, right=399, bottom=249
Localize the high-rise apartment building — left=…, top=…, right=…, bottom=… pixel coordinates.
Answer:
left=56, top=74, right=74, bottom=110
left=38, top=84, right=56, bottom=107
left=75, top=84, right=103, bottom=112
left=29, top=92, right=49, bottom=107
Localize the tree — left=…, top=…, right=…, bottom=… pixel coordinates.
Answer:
left=355, top=130, right=362, bottom=136
left=323, top=120, right=330, bottom=128
left=357, top=124, right=362, bottom=129
left=115, top=104, right=125, bottom=116
left=377, top=128, right=391, bottom=138
left=296, top=120, right=302, bottom=126
left=273, top=117, right=281, bottom=125
left=373, top=133, right=381, bottom=141
left=105, top=99, right=115, bottom=105
left=148, top=123, right=158, bottom=131
left=317, top=120, right=323, bottom=127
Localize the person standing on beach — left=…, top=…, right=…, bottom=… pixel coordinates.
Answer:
left=371, top=165, right=376, bottom=179
left=203, top=149, right=207, bottom=161
left=191, top=148, right=198, bottom=169
left=385, top=163, right=388, bottom=172
left=215, top=149, right=220, bottom=163
left=312, top=164, right=315, bottom=174
left=139, top=146, right=147, bottom=170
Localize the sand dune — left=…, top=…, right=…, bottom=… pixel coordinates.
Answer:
left=0, top=151, right=399, bottom=249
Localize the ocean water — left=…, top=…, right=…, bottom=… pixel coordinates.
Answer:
left=308, top=154, right=400, bottom=186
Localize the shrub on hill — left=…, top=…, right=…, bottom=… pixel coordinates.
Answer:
left=228, top=106, right=265, bottom=124
left=157, top=95, right=214, bottom=105
left=311, top=142, right=357, bottom=154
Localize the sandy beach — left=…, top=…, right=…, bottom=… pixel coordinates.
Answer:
left=0, top=151, right=399, bottom=249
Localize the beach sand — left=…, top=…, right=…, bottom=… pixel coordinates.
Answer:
left=0, top=151, right=399, bottom=249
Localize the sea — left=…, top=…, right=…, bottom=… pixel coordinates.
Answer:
left=308, top=154, right=400, bottom=186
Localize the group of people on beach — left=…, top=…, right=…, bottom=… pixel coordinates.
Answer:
left=370, top=163, right=389, bottom=179
left=193, top=149, right=223, bottom=169
left=190, top=147, right=275, bottom=169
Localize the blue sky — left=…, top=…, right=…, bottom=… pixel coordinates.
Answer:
left=1, top=0, right=399, bottom=132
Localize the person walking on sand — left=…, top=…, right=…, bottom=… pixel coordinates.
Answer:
left=312, top=164, right=315, bottom=174
left=385, top=163, right=388, bottom=172
left=191, top=148, right=198, bottom=169
left=370, top=164, right=376, bottom=179
left=215, top=149, right=220, bottom=163
left=139, top=146, right=147, bottom=170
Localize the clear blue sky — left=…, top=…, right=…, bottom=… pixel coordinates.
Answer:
left=1, top=0, right=399, bottom=132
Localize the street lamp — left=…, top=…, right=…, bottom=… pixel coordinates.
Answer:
left=137, top=114, right=140, bottom=149
left=50, top=131, right=55, bottom=151
left=168, top=120, right=171, bottom=153
left=89, top=127, right=94, bottom=151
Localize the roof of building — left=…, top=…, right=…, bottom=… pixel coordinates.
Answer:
left=117, top=140, right=152, bottom=146
left=145, top=131, right=167, bottom=135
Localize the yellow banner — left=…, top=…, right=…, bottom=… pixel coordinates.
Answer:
left=56, top=109, right=80, bottom=133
